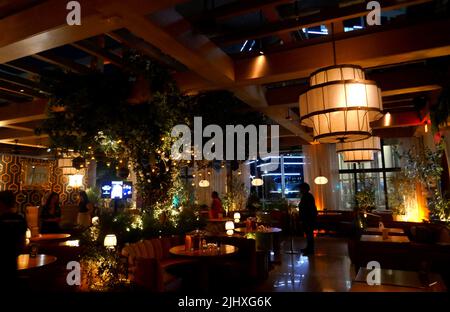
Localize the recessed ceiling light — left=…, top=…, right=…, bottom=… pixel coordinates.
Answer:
left=20, top=89, right=24, bottom=92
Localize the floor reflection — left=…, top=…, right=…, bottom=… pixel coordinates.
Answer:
left=256, top=237, right=354, bottom=292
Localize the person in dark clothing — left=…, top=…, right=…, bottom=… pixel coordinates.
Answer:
left=40, top=192, right=61, bottom=233
left=0, top=191, right=27, bottom=289
left=298, top=183, right=317, bottom=255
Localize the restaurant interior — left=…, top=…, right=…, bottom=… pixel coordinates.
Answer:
left=0, top=0, right=450, bottom=295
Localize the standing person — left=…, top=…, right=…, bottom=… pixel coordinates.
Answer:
left=210, top=191, right=224, bottom=219
left=77, top=191, right=94, bottom=228
left=40, top=192, right=61, bottom=233
left=298, top=183, right=317, bottom=255
left=0, top=191, right=27, bottom=289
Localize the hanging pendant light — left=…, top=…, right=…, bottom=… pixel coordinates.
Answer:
left=251, top=178, right=264, bottom=186
left=336, top=136, right=381, bottom=162
left=199, top=180, right=210, bottom=187
left=299, top=24, right=383, bottom=143
left=299, top=65, right=383, bottom=143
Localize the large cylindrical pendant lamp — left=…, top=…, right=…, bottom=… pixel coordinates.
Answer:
left=299, top=65, right=383, bottom=143
left=336, top=136, right=381, bottom=162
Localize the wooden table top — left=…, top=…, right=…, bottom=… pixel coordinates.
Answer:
left=360, top=234, right=410, bottom=243
left=365, top=227, right=405, bottom=234
left=30, top=233, right=71, bottom=242
left=235, top=227, right=282, bottom=234
left=207, top=218, right=233, bottom=222
left=169, top=244, right=238, bottom=257
left=17, top=254, right=57, bottom=270
left=352, top=268, right=447, bottom=292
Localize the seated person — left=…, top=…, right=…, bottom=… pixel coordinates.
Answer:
left=77, top=191, right=94, bottom=227
left=40, top=192, right=61, bottom=233
left=0, top=191, right=27, bottom=289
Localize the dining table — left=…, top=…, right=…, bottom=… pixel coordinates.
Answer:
left=360, top=234, right=410, bottom=243
left=169, top=244, right=238, bottom=290
left=17, top=254, right=57, bottom=271
left=30, top=233, right=71, bottom=243
left=364, top=227, right=405, bottom=235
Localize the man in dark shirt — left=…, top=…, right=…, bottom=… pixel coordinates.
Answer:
left=0, top=191, right=27, bottom=289
left=298, top=183, right=317, bottom=255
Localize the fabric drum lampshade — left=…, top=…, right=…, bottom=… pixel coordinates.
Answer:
left=336, top=136, right=381, bottom=162
left=299, top=65, right=383, bottom=143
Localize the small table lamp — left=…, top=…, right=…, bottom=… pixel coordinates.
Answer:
left=233, top=212, right=241, bottom=223
left=104, top=234, right=117, bottom=250
left=225, top=221, right=235, bottom=236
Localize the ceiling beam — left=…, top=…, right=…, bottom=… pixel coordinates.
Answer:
left=71, top=40, right=123, bottom=67
left=214, top=0, right=432, bottom=45
left=234, top=18, right=450, bottom=86
left=0, top=0, right=188, bottom=64
left=0, top=99, right=47, bottom=127
left=32, top=51, right=91, bottom=74
left=190, top=0, right=292, bottom=22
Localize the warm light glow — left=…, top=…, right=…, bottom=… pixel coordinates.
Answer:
left=250, top=55, right=267, bottom=79
left=233, top=212, right=241, bottom=223
left=299, top=65, right=383, bottom=143
left=104, top=234, right=117, bottom=249
left=251, top=178, right=264, bottom=186
left=61, top=240, right=80, bottom=247
left=336, top=136, right=381, bottom=162
left=68, top=174, right=84, bottom=188
left=384, top=112, right=392, bottom=127
left=198, top=180, right=210, bottom=187
left=425, top=123, right=428, bottom=133
left=92, top=216, right=99, bottom=226
left=314, top=176, right=328, bottom=185
left=26, top=228, right=31, bottom=239
left=225, top=221, right=235, bottom=235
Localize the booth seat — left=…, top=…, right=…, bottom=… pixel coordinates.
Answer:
left=121, top=236, right=195, bottom=292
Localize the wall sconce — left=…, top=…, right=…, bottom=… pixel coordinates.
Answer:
left=104, top=234, right=117, bottom=249
left=225, top=221, right=235, bottom=236
left=69, top=174, right=84, bottom=188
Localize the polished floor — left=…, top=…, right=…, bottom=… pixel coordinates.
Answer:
left=255, top=236, right=355, bottom=292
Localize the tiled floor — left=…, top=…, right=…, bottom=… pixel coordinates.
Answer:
left=254, top=236, right=355, bottom=292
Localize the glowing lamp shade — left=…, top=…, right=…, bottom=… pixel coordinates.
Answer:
left=299, top=65, right=383, bottom=143
left=92, top=216, right=99, bottom=226
left=233, top=212, right=241, bottom=223
left=68, top=174, right=84, bottom=188
left=314, top=176, right=328, bottom=185
left=104, top=234, right=117, bottom=249
left=225, top=221, right=235, bottom=236
left=198, top=180, right=210, bottom=188
left=336, top=136, right=381, bottom=162
left=251, top=178, right=264, bottom=186
left=26, top=228, right=31, bottom=239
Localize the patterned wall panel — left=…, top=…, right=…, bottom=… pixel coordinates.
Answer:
left=0, top=154, right=88, bottom=213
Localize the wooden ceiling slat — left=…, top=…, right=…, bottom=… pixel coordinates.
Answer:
left=213, top=0, right=432, bottom=45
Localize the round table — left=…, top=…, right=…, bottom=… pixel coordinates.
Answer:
left=170, top=244, right=238, bottom=291
left=235, top=227, right=282, bottom=234
left=169, top=244, right=238, bottom=257
left=17, top=254, right=57, bottom=270
left=30, top=233, right=71, bottom=242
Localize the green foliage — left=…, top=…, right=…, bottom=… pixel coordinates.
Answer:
left=222, top=173, right=249, bottom=213
left=430, top=86, right=450, bottom=132
left=354, top=173, right=376, bottom=213
left=397, top=141, right=450, bottom=223
left=401, top=142, right=445, bottom=190
left=86, top=187, right=101, bottom=206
